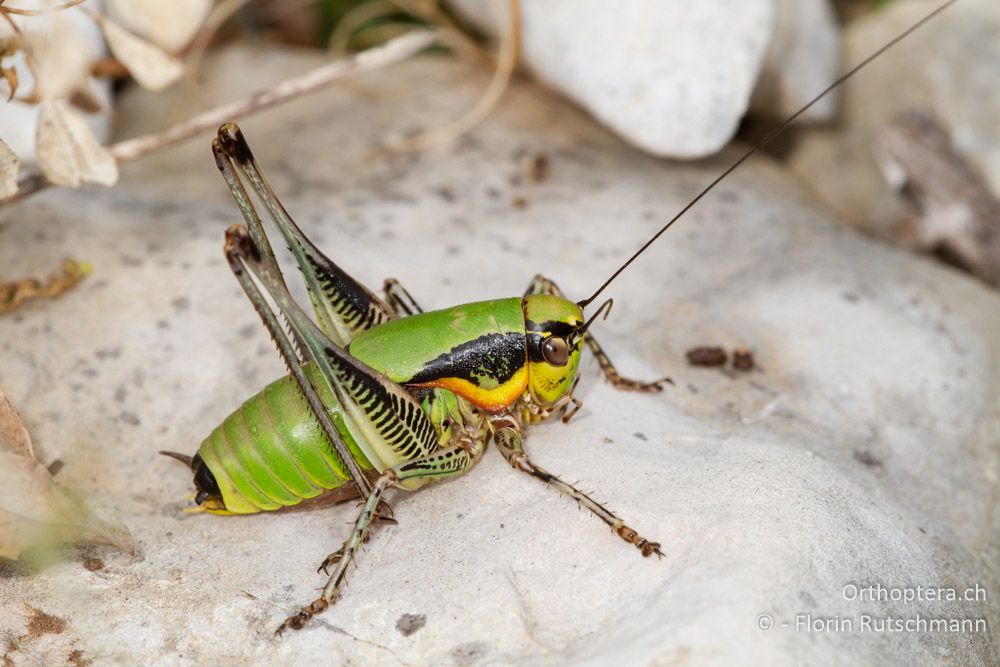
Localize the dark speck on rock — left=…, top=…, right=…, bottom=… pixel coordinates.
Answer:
left=170, top=296, right=190, bottom=312
left=434, top=186, right=456, bottom=202
left=119, top=411, right=141, bottom=427
left=238, top=323, right=257, bottom=339
left=156, top=319, right=170, bottom=330
left=27, top=608, right=67, bottom=637
left=853, top=450, right=883, bottom=467
left=395, top=613, right=426, bottom=637
left=633, top=432, right=648, bottom=441
left=451, top=641, right=490, bottom=666
left=95, top=347, right=122, bottom=360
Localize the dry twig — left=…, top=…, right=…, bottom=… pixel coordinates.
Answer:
left=1, top=29, right=440, bottom=206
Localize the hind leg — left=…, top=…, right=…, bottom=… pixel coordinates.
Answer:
left=277, top=431, right=487, bottom=634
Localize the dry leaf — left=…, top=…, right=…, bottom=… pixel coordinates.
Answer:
left=0, top=393, right=33, bottom=458
left=106, top=0, right=211, bottom=52
left=36, top=99, right=118, bottom=188
left=0, top=392, right=136, bottom=560
left=95, top=15, right=184, bottom=92
left=24, top=12, right=101, bottom=102
left=0, top=138, right=20, bottom=199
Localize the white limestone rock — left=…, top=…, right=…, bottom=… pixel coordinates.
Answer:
left=447, top=0, right=774, bottom=158
left=0, top=46, right=996, bottom=665
left=750, top=0, right=840, bottom=120
left=447, top=0, right=840, bottom=158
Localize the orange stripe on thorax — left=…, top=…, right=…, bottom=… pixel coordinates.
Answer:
left=412, top=367, right=528, bottom=413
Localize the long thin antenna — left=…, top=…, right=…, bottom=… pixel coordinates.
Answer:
left=578, top=0, right=959, bottom=308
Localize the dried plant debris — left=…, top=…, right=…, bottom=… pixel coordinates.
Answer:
left=36, top=100, right=118, bottom=187
left=732, top=348, right=755, bottom=371
left=0, top=0, right=208, bottom=198
left=105, top=0, right=211, bottom=53
left=521, top=154, right=550, bottom=183
left=89, top=11, right=184, bottom=92
left=686, top=346, right=728, bottom=367
left=0, top=391, right=135, bottom=561
left=686, top=345, right=756, bottom=371
left=0, top=259, right=90, bottom=314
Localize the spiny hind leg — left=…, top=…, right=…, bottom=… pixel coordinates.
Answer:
left=277, top=434, right=487, bottom=634
left=315, top=509, right=396, bottom=576
left=492, top=415, right=663, bottom=558
left=214, top=123, right=396, bottom=348
left=383, top=278, right=424, bottom=317
left=524, top=274, right=671, bottom=393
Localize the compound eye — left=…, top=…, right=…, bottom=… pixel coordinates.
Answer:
left=541, top=336, right=569, bottom=366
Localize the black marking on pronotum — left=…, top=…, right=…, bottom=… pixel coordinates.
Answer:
left=407, top=332, right=526, bottom=388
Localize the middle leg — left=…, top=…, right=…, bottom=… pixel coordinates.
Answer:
left=491, top=415, right=663, bottom=558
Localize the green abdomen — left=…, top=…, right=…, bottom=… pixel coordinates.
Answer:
left=197, top=366, right=374, bottom=514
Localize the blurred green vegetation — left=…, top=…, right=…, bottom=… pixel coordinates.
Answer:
left=315, top=0, right=427, bottom=48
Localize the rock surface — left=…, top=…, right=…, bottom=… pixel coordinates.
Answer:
left=448, top=0, right=774, bottom=158
left=786, top=0, right=1000, bottom=241
left=749, top=0, right=840, bottom=120
left=447, top=0, right=840, bottom=158
left=1, top=44, right=998, bottom=665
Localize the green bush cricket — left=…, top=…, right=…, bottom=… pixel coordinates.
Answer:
left=162, top=2, right=958, bottom=635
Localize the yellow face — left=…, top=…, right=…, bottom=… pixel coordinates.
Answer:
left=522, top=295, right=585, bottom=407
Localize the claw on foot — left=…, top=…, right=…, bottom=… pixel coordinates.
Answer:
left=316, top=548, right=345, bottom=575
left=615, top=523, right=664, bottom=558
left=275, top=598, right=330, bottom=635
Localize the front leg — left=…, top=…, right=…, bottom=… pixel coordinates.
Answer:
left=524, top=274, right=671, bottom=393
left=491, top=415, right=663, bottom=558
